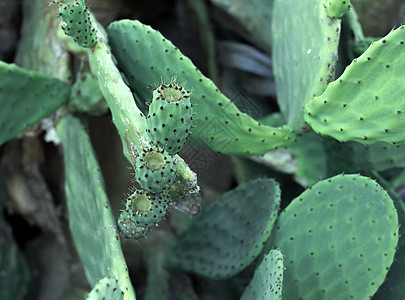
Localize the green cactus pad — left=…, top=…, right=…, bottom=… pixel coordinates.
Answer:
left=134, top=148, right=177, bottom=193
left=272, top=0, right=341, bottom=132
left=122, top=189, right=170, bottom=230
left=166, top=178, right=281, bottom=279
left=86, top=276, right=123, bottom=300
left=373, top=192, right=405, bottom=299
left=304, top=26, right=405, bottom=146
left=241, top=249, right=284, bottom=300
left=107, top=20, right=296, bottom=156
left=267, top=174, right=398, bottom=300
left=326, top=139, right=405, bottom=172
left=58, top=0, right=97, bottom=48
left=0, top=61, right=69, bottom=146
left=57, top=115, right=135, bottom=299
left=69, top=70, right=108, bottom=115
left=146, top=82, right=193, bottom=155
left=325, top=0, right=351, bottom=19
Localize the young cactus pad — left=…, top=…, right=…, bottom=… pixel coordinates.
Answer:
left=134, top=148, right=177, bottom=193
left=271, top=0, right=341, bottom=132
left=0, top=61, right=69, bottom=146
left=304, top=26, right=405, bottom=146
left=166, top=178, right=281, bottom=279
left=107, top=20, right=296, bottom=155
left=146, top=82, right=193, bottom=155
left=57, top=0, right=97, bottom=48
left=241, top=249, right=284, bottom=300
left=266, top=174, right=399, bottom=300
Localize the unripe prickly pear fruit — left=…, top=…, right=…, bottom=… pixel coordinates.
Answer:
left=125, top=189, right=170, bottom=229
left=118, top=211, right=149, bottom=240
left=58, top=0, right=97, bottom=48
left=135, top=147, right=177, bottom=193
left=325, top=0, right=350, bottom=19
left=146, top=82, right=193, bottom=155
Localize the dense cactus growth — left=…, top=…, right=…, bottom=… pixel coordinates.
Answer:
left=2, top=0, right=405, bottom=299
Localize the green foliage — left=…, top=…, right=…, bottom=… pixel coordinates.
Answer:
left=267, top=174, right=399, bottom=300
left=166, top=178, right=281, bottom=279
left=57, top=115, right=135, bottom=299
left=0, top=61, right=69, bottom=146
left=272, top=0, right=341, bottom=132
left=305, top=26, right=405, bottom=146
left=241, top=249, right=284, bottom=300
left=107, top=20, right=296, bottom=155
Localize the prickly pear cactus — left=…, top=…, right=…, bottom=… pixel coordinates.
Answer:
left=146, top=82, right=193, bottom=155
left=272, top=0, right=341, bottom=132
left=57, top=115, right=135, bottom=299
left=325, top=0, right=351, bottom=19
left=107, top=20, right=296, bottom=155
left=304, top=26, right=405, bottom=146
left=166, top=178, right=281, bottom=279
left=58, top=0, right=97, bottom=48
left=117, top=189, right=169, bottom=239
left=266, top=174, right=399, bottom=300
left=86, top=276, right=123, bottom=300
left=241, top=249, right=284, bottom=300
left=134, top=148, right=177, bottom=193
left=0, top=61, right=69, bottom=146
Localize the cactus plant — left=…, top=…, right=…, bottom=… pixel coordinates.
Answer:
left=266, top=174, right=399, bottom=299
left=240, top=249, right=284, bottom=300
left=2, top=0, right=405, bottom=299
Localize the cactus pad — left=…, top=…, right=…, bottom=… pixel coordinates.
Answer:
left=58, top=0, right=97, bottom=48
left=0, top=61, right=69, bottom=146
left=267, top=174, right=399, bottom=299
left=134, top=148, right=177, bottom=193
left=146, top=82, right=193, bottom=155
left=107, top=20, right=296, bottom=155
left=57, top=115, right=135, bottom=298
left=166, top=178, right=281, bottom=279
left=272, top=0, right=341, bottom=132
left=304, top=26, right=405, bottom=146
left=325, top=0, right=351, bottom=19
left=86, top=276, right=123, bottom=300
left=241, top=249, right=284, bottom=300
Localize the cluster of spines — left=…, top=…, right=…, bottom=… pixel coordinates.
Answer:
left=118, top=189, right=170, bottom=239
left=146, top=82, right=194, bottom=155
left=57, top=0, right=97, bottom=48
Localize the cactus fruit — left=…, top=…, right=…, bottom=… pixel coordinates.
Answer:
left=122, top=189, right=170, bottom=230
left=86, top=276, right=124, bottom=300
left=0, top=61, right=69, bottom=146
left=107, top=20, right=296, bottom=155
left=146, top=82, right=193, bottom=155
left=57, top=115, right=135, bottom=299
left=272, top=0, right=341, bottom=132
left=304, top=26, right=405, bottom=146
left=117, top=211, right=149, bottom=240
left=166, top=178, right=281, bottom=279
left=325, top=0, right=351, bottom=19
left=266, top=174, right=399, bottom=300
left=134, top=148, right=177, bottom=193
left=57, top=0, right=97, bottom=48
left=241, top=249, right=284, bottom=300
